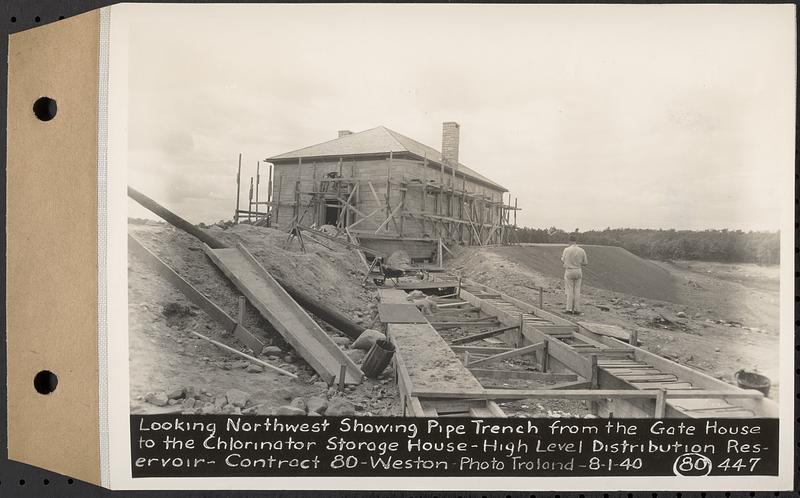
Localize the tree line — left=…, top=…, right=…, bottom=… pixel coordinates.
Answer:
left=513, top=227, right=780, bottom=265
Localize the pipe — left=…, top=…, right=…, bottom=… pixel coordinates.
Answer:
left=128, top=186, right=366, bottom=339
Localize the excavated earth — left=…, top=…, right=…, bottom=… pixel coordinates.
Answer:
left=128, top=221, right=401, bottom=417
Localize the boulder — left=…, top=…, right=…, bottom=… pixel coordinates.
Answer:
left=346, top=349, right=366, bottom=364
left=246, top=363, right=264, bottom=373
left=326, top=398, right=355, bottom=416
left=306, top=396, right=328, bottom=415
left=276, top=405, right=307, bottom=416
left=144, top=391, right=169, bottom=407
left=166, top=387, right=185, bottom=400
left=290, top=397, right=307, bottom=412
left=352, top=329, right=386, bottom=351
left=225, top=388, right=250, bottom=408
left=262, top=345, right=282, bottom=355
left=332, top=336, right=351, bottom=347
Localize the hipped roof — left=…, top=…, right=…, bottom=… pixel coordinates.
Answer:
left=266, top=126, right=506, bottom=192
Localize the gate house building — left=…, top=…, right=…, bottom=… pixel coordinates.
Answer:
left=265, top=122, right=516, bottom=259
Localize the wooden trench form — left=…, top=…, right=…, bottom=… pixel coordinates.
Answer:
left=381, top=279, right=776, bottom=419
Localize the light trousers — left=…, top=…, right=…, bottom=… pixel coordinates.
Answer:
left=564, top=268, right=583, bottom=312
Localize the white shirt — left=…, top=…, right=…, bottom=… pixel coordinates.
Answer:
left=561, top=244, right=588, bottom=269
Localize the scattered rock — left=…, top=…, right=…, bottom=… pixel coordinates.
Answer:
left=675, top=311, right=687, bottom=318
left=290, top=397, right=307, bottom=412
left=284, top=355, right=295, bottom=363
left=262, top=345, right=282, bottom=355
left=182, top=398, right=196, bottom=409
left=307, top=396, right=328, bottom=415
left=166, top=387, right=185, bottom=400
left=332, top=336, right=352, bottom=347
left=352, top=329, right=386, bottom=351
left=225, top=388, right=250, bottom=408
left=276, top=405, right=306, bottom=416
left=247, top=363, right=264, bottom=373
left=144, top=391, right=169, bottom=407
left=326, top=398, right=355, bottom=416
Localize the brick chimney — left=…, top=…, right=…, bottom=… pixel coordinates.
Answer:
left=441, top=122, right=460, bottom=165
left=338, top=130, right=353, bottom=138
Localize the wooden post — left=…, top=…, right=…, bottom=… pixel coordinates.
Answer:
left=456, top=277, right=462, bottom=298
left=437, top=237, right=443, bottom=268
left=275, top=174, right=282, bottom=227
left=234, top=153, right=242, bottom=224
left=514, top=197, right=518, bottom=228
left=589, top=353, right=599, bottom=415
left=248, top=177, right=254, bottom=222
left=629, top=329, right=638, bottom=347
left=267, top=163, right=273, bottom=225
left=654, top=388, right=667, bottom=418
left=463, top=350, right=470, bottom=366
left=338, top=364, right=347, bottom=391
left=237, top=296, right=246, bottom=326
left=541, top=341, right=549, bottom=372
left=255, top=162, right=260, bottom=220
left=538, top=287, right=544, bottom=309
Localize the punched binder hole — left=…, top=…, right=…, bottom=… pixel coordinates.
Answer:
left=33, top=370, right=58, bottom=394
left=32, top=97, right=57, bottom=121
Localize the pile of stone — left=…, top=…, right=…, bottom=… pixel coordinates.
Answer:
left=274, top=396, right=355, bottom=417
left=144, top=386, right=259, bottom=415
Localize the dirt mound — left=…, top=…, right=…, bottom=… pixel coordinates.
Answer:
left=128, top=221, right=401, bottom=416
left=486, top=244, right=679, bottom=303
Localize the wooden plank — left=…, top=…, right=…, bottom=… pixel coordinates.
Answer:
left=431, top=320, right=500, bottom=329
left=578, top=321, right=632, bottom=342
left=204, top=243, right=363, bottom=385
left=377, top=303, right=427, bottom=324
left=521, top=328, right=592, bottom=379
left=411, top=388, right=658, bottom=401
left=129, top=234, right=237, bottom=331
left=451, top=346, right=513, bottom=355
left=436, top=301, right=470, bottom=309
left=616, top=374, right=679, bottom=383
left=450, top=325, right=519, bottom=345
left=467, top=342, right=545, bottom=367
left=665, top=389, right=765, bottom=400
left=377, top=288, right=411, bottom=304
left=654, top=389, right=667, bottom=418
left=547, top=379, right=592, bottom=390
left=407, top=396, right=427, bottom=417
left=461, top=287, right=592, bottom=378
left=129, top=234, right=267, bottom=354
left=469, top=368, right=578, bottom=382
left=487, top=401, right=507, bottom=418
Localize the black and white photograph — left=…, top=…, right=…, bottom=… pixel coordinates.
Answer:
left=102, top=2, right=795, bottom=490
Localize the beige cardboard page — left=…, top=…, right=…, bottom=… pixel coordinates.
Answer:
left=6, top=10, right=101, bottom=485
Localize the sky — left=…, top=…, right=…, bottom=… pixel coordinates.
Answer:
left=121, top=3, right=795, bottom=231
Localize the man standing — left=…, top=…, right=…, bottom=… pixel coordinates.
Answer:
left=561, top=234, right=588, bottom=315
